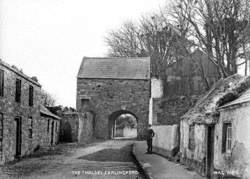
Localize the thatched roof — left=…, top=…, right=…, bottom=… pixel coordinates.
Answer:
left=220, top=88, right=250, bottom=109
left=181, top=74, right=250, bottom=124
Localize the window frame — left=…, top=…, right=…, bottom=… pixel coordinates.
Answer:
left=15, top=78, right=22, bottom=103
left=0, top=113, right=3, bottom=160
left=47, top=120, right=50, bottom=133
left=0, top=113, right=3, bottom=142
left=81, top=98, right=90, bottom=109
left=188, top=124, right=195, bottom=151
left=29, top=85, right=34, bottom=106
left=222, top=122, right=232, bottom=153
left=0, top=70, right=4, bottom=97
left=28, top=117, right=33, bottom=139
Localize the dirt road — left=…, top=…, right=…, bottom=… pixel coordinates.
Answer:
left=0, top=140, right=144, bottom=179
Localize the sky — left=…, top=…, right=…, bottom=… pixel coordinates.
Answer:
left=0, top=0, right=167, bottom=107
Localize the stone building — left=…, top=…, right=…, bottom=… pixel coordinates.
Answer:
left=180, top=74, right=250, bottom=178
left=76, top=57, right=151, bottom=139
left=0, top=60, right=60, bottom=164
left=47, top=106, right=80, bottom=143
left=154, top=49, right=220, bottom=125
left=39, top=105, right=60, bottom=146
left=214, top=89, right=250, bottom=178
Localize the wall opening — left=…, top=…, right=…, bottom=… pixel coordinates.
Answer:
left=62, top=121, right=72, bottom=142
left=108, top=110, right=138, bottom=139
left=0, top=113, right=3, bottom=161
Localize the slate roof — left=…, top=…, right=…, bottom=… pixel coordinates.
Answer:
left=220, top=88, right=250, bottom=109
left=40, top=105, right=61, bottom=120
left=0, top=59, right=41, bottom=87
left=77, top=57, right=150, bottom=79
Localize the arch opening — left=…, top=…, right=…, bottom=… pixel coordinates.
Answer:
left=108, top=110, right=138, bottom=139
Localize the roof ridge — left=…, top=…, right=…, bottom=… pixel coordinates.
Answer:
left=0, top=59, right=41, bottom=87
left=83, top=56, right=150, bottom=60
left=77, top=57, right=150, bottom=79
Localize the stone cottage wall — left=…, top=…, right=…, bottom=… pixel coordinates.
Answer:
left=0, top=64, right=42, bottom=163
left=76, top=78, right=150, bottom=139
left=179, top=120, right=207, bottom=176
left=38, top=116, right=60, bottom=147
left=214, top=104, right=250, bottom=178
left=0, top=63, right=60, bottom=164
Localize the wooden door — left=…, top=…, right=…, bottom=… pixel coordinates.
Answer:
left=51, top=121, right=54, bottom=145
left=206, top=125, right=215, bottom=178
left=15, top=117, right=22, bottom=158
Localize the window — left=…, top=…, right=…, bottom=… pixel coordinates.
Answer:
left=29, top=85, right=34, bottom=106
left=28, top=117, right=33, bottom=139
left=15, top=79, right=21, bottom=103
left=0, top=113, right=3, bottom=160
left=0, top=70, right=4, bottom=97
left=222, top=123, right=232, bottom=153
left=81, top=98, right=90, bottom=110
left=47, top=120, right=50, bottom=133
left=188, top=125, right=195, bottom=151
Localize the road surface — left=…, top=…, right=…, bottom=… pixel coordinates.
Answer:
left=0, top=140, right=144, bottom=179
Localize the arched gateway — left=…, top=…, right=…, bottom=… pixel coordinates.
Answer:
left=76, top=57, right=150, bottom=139
left=108, top=110, right=138, bottom=139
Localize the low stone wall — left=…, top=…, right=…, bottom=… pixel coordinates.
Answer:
left=152, top=125, right=179, bottom=158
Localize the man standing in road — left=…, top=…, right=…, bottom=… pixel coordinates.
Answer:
left=146, top=124, right=155, bottom=154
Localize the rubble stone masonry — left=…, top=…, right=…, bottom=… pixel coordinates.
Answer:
left=0, top=61, right=59, bottom=164
left=76, top=79, right=150, bottom=139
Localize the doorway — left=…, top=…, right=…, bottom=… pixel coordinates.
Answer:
left=108, top=110, right=138, bottom=139
left=206, top=125, right=215, bottom=178
left=51, top=121, right=54, bottom=145
left=15, top=117, right=22, bottom=158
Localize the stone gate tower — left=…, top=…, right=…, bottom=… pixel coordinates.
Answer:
left=76, top=57, right=151, bottom=139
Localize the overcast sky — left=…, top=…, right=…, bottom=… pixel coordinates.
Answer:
left=0, top=0, right=167, bottom=107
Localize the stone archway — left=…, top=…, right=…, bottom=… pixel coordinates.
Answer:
left=76, top=57, right=150, bottom=140
left=108, top=110, right=138, bottom=139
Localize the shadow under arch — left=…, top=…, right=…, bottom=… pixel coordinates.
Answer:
left=108, top=110, right=138, bottom=139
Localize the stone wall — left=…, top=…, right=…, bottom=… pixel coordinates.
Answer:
left=179, top=120, right=207, bottom=176
left=76, top=78, right=150, bottom=139
left=78, top=112, right=94, bottom=144
left=0, top=63, right=60, bottom=164
left=152, top=125, right=179, bottom=157
left=37, top=116, right=60, bottom=147
left=59, top=112, right=79, bottom=142
left=155, top=95, right=198, bottom=125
